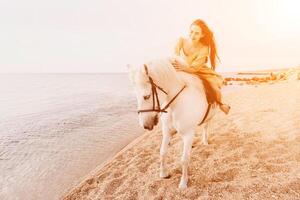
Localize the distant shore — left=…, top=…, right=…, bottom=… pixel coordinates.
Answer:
left=223, top=67, right=300, bottom=86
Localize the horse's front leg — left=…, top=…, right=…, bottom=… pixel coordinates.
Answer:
left=159, top=113, right=173, bottom=178
left=179, top=130, right=195, bottom=189
left=160, top=129, right=170, bottom=178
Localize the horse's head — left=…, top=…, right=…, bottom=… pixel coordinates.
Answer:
left=128, top=64, right=159, bottom=131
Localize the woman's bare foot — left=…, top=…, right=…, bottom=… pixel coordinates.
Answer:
left=220, top=104, right=230, bottom=114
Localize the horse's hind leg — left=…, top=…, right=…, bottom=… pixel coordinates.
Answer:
left=202, top=121, right=210, bottom=145
left=179, top=130, right=195, bottom=189
left=159, top=113, right=173, bottom=178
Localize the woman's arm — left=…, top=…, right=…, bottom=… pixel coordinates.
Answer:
left=177, top=46, right=209, bottom=73
left=174, top=37, right=184, bottom=56
left=190, top=46, right=209, bottom=68
left=178, top=67, right=198, bottom=73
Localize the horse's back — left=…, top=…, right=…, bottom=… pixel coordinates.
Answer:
left=177, top=72, right=205, bottom=93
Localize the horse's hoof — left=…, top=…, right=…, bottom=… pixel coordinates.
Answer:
left=178, top=179, right=187, bottom=189
left=178, top=181, right=187, bottom=189
left=160, top=171, right=171, bottom=179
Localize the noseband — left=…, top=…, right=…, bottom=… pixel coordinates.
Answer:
left=137, top=64, right=186, bottom=114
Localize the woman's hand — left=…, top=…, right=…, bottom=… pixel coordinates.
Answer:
left=172, top=60, right=186, bottom=71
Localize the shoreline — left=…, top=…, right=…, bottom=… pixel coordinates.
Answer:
left=61, top=126, right=150, bottom=198
left=62, top=80, right=300, bottom=199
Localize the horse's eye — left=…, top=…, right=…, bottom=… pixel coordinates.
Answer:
left=143, top=94, right=151, bottom=100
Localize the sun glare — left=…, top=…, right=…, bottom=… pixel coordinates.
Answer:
left=256, top=0, right=300, bottom=38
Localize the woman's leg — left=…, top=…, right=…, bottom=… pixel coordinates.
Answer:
left=202, top=79, right=230, bottom=114
left=186, top=67, right=230, bottom=114
left=212, top=84, right=230, bottom=114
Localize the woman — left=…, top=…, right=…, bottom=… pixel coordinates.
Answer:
left=172, top=19, right=230, bottom=114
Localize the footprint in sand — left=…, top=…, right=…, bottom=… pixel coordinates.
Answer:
left=263, top=163, right=290, bottom=173
left=210, top=168, right=239, bottom=182
left=96, top=172, right=110, bottom=183
left=103, top=176, right=126, bottom=195
left=147, top=180, right=162, bottom=196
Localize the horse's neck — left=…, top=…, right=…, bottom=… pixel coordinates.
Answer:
left=150, top=69, right=185, bottom=103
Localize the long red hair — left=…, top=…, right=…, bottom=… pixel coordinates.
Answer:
left=191, top=19, right=219, bottom=70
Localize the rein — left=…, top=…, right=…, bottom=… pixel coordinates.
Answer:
left=198, top=104, right=211, bottom=125
left=137, top=64, right=186, bottom=114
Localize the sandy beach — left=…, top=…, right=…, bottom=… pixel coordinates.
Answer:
left=62, top=80, right=300, bottom=200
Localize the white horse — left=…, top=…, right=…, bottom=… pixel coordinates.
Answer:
left=128, top=58, right=215, bottom=189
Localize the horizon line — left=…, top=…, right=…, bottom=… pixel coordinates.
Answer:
left=0, top=65, right=299, bottom=75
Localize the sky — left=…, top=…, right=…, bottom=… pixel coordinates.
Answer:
left=0, top=0, right=299, bottom=73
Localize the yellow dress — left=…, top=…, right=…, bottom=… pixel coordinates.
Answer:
left=179, top=47, right=224, bottom=104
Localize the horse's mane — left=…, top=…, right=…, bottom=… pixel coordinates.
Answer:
left=143, top=57, right=185, bottom=87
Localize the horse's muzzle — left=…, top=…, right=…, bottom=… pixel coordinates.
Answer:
left=144, top=125, right=154, bottom=131
left=143, top=115, right=159, bottom=131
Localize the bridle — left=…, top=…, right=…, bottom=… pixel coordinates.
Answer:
left=137, top=64, right=186, bottom=114
left=137, top=64, right=211, bottom=126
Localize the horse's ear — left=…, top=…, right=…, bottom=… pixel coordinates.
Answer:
left=143, top=64, right=149, bottom=75
left=127, top=64, right=137, bottom=84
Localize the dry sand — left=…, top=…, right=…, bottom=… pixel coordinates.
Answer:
left=62, top=81, right=300, bottom=200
